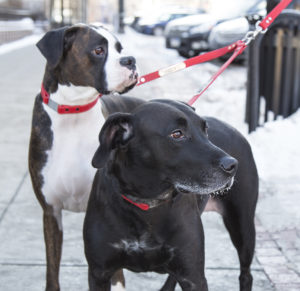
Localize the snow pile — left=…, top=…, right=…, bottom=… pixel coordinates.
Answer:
left=249, top=109, right=300, bottom=181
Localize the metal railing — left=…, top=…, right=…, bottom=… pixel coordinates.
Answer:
left=246, top=10, right=300, bottom=132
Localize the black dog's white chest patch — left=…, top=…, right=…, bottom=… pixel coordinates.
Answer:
left=111, top=238, right=175, bottom=272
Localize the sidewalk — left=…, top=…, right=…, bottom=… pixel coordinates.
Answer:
left=0, top=32, right=299, bottom=290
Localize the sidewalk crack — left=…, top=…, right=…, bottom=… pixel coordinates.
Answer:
left=0, top=171, right=28, bottom=225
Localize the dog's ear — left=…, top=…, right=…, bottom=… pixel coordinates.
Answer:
left=92, top=113, right=134, bottom=169
left=36, top=26, right=79, bottom=68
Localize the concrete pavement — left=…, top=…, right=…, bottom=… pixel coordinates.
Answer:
left=0, top=31, right=299, bottom=290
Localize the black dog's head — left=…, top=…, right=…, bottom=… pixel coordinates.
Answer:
left=92, top=101, right=237, bottom=198
left=37, top=24, right=138, bottom=94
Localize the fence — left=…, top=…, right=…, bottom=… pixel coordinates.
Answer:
left=246, top=10, right=300, bottom=132
left=0, top=19, right=34, bottom=45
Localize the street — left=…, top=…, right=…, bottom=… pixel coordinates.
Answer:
left=0, top=28, right=299, bottom=290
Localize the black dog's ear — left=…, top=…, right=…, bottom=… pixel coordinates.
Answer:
left=36, top=26, right=79, bottom=68
left=181, top=101, right=195, bottom=111
left=92, top=113, right=134, bottom=169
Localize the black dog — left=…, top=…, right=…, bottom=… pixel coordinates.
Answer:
left=84, top=98, right=258, bottom=291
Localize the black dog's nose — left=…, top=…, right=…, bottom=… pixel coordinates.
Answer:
left=120, top=56, right=136, bottom=70
left=220, top=156, right=238, bottom=175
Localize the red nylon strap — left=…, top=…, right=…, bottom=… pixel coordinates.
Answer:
left=188, top=41, right=247, bottom=105
left=260, top=0, right=293, bottom=30
left=136, top=42, right=238, bottom=86
left=56, top=98, right=99, bottom=114
left=121, top=194, right=150, bottom=211
left=41, top=83, right=50, bottom=104
left=41, top=84, right=101, bottom=114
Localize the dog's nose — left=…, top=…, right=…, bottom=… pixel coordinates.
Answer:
left=120, top=56, right=136, bottom=70
left=220, top=156, right=238, bottom=175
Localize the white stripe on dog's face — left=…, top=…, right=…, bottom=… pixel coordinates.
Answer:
left=93, top=26, right=137, bottom=93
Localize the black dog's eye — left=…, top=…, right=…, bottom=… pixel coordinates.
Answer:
left=170, top=130, right=185, bottom=140
left=93, top=47, right=105, bottom=56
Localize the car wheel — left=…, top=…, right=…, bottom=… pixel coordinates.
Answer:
left=178, top=50, right=197, bottom=58
left=178, top=50, right=188, bottom=58
left=153, top=27, right=164, bottom=36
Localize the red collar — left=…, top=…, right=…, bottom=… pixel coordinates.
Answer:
left=121, top=189, right=173, bottom=211
left=41, top=84, right=101, bottom=114
left=121, top=194, right=150, bottom=211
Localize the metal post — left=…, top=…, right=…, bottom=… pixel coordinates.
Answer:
left=246, top=40, right=261, bottom=133
left=61, top=0, right=64, bottom=26
left=118, top=0, right=125, bottom=34
left=82, top=0, right=87, bottom=23
left=49, top=0, right=54, bottom=26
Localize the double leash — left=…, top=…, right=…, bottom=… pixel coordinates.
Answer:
left=41, top=0, right=291, bottom=115
left=136, top=0, right=293, bottom=107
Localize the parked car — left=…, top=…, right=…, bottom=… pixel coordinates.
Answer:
left=208, top=0, right=266, bottom=60
left=165, top=0, right=266, bottom=58
left=136, top=10, right=204, bottom=36
left=165, top=13, right=217, bottom=57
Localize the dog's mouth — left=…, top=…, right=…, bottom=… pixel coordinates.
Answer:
left=129, top=70, right=138, bottom=81
left=209, top=178, right=234, bottom=197
left=175, top=177, right=234, bottom=196
left=112, top=70, right=138, bottom=94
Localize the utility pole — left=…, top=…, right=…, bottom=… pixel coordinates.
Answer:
left=60, top=0, right=64, bottom=26
left=118, top=0, right=125, bottom=33
left=82, top=0, right=87, bottom=23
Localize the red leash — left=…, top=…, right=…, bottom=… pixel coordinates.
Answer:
left=136, top=42, right=239, bottom=86
left=136, top=0, right=292, bottom=106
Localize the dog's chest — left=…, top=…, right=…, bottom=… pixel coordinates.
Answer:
left=111, top=235, right=175, bottom=272
left=41, top=103, right=105, bottom=212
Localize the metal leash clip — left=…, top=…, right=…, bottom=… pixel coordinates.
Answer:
left=242, top=21, right=268, bottom=46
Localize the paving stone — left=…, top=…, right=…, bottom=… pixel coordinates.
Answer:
left=256, top=247, right=283, bottom=257
left=275, top=283, right=300, bottom=291
left=270, top=272, right=300, bottom=284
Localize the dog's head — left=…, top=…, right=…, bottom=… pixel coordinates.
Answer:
left=92, top=101, right=238, bottom=198
left=37, top=24, right=138, bottom=94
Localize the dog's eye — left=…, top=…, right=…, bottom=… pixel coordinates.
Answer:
left=93, top=47, right=105, bottom=56
left=170, top=130, right=184, bottom=139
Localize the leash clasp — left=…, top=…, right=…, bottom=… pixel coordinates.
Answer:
left=242, top=21, right=268, bottom=46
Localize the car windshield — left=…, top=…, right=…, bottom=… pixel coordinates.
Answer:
left=210, top=0, right=266, bottom=19
left=246, top=0, right=266, bottom=14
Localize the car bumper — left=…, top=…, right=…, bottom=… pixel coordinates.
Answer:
left=166, top=32, right=210, bottom=53
left=209, top=32, right=247, bottom=60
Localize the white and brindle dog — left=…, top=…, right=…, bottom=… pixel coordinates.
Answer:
left=29, top=24, right=138, bottom=291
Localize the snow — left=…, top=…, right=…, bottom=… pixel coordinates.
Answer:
left=249, top=109, right=300, bottom=181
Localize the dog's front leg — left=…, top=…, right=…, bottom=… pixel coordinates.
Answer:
left=88, top=268, right=111, bottom=291
left=170, top=217, right=208, bottom=291
left=160, top=275, right=177, bottom=291
left=176, top=276, right=208, bottom=291
left=43, top=207, right=63, bottom=291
